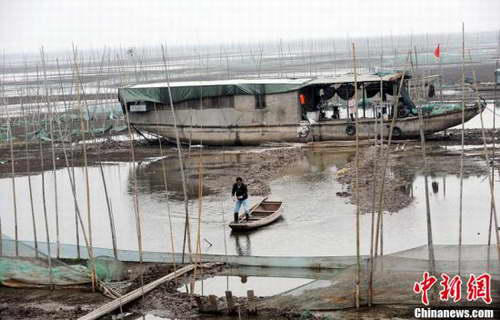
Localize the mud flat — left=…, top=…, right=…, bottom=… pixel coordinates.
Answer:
left=335, top=137, right=491, bottom=213
left=0, top=261, right=419, bottom=320
left=336, top=145, right=413, bottom=213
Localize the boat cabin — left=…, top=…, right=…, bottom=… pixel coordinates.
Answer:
left=118, top=72, right=411, bottom=127
left=117, top=71, right=480, bottom=145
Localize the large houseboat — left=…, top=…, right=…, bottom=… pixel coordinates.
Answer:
left=118, top=72, right=484, bottom=145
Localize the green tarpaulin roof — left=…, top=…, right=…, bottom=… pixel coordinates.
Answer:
left=118, top=72, right=406, bottom=105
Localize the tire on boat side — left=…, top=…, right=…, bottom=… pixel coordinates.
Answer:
left=345, top=125, right=356, bottom=136
left=392, top=126, right=402, bottom=138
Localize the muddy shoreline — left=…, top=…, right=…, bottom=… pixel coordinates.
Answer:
left=0, top=129, right=494, bottom=185
left=0, top=261, right=424, bottom=320
left=0, top=130, right=497, bottom=320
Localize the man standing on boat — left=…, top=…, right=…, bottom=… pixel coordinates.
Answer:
left=232, top=177, right=249, bottom=223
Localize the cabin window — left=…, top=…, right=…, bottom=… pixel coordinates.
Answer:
left=171, top=95, right=235, bottom=109
left=255, top=94, right=266, bottom=109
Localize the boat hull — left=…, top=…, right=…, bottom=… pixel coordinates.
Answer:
left=229, top=201, right=283, bottom=231
left=131, top=106, right=482, bottom=146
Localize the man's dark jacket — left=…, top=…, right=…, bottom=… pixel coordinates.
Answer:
left=232, top=183, right=248, bottom=200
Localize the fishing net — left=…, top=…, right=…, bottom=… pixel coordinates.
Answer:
left=0, top=257, right=90, bottom=287
left=87, top=256, right=127, bottom=282
left=0, top=234, right=126, bottom=288
left=0, top=101, right=125, bottom=143
left=262, top=245, right=500, bottom=310
left=415, top=102, right=464, bottom=116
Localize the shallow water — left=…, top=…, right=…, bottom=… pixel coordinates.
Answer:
left=0, top=145, right=497, bottom=258
left=179, top=276, right=312, bottom=297
left=121, top=313, right=287, bottom=320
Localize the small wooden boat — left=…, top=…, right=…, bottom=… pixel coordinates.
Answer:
left=229, top=198, right=283, bottom=231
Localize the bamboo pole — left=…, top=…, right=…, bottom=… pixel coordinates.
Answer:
left=458, top=23, right=466, bottom=274
left=160, top=44, right=193, bottom=263
left=2, top=54, right=19, bottom=256
left=95, top=50, right=119, bottom=260
left=415, top=53, right=436, bottom=274
left=352, top=43, right=361, bottom=309
left=7, top=103, right=19, bottom=256
left=72, top=45, right=98, bottom=290
left=374, top=53, right=411, bottom=258
left=192, top=86, right=206, bottom=293
left=75, top=48, right=119, bottom=259
left=153, top=103, right=177, bottom=270
left=23, top=89, right=39, bottom=257
left=119, top=46, right=147, bottom=312
left=78, top=264, right=196, bottom=320
left=55, top=48, right=119, bottom=298
left=72, top=46, right=94, bottom=256
left=55, top=104, right=94, bottom=261
left=368, top=70, right=384, bottom=306
left=468, top=51, right=500, bottom=250
left=39, top=131, right=53, bottom=289
left=55, top=56, right=81, bottom=259
left=490, top=33, right=499, bottom=247
left=40, top=47, right=61, bottom=259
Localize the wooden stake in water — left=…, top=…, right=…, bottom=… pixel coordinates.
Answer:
left=121, top=69, right=147, bottom=314
left=374, top=53, right=411, bottom=258
left=352, top=43, right=361, bottom=309
left=77, top=48, right=119, bottom=260
left=40, top=47, right=61, bottom=258
left=416, top=59, right=436, bottom=274
left=161, top=44, right=193, bottom=263
left=72, top=45, right=94, bottom=255
left=55, top=57, right=81, bottom=259
left=468, top=51, right=500, bottom=251
left=489, top=32, right=499, bottom=247
left=153, top=103, right=177, bottom=270
left=7, top=109, right=19, bottom=256
left=39, top=138, right=53, bottom=289
left=458, top=22, right=466, bottom=274
left=1, top=56, right=19, bottom=255
left=23, top=92, right=39, bottom=257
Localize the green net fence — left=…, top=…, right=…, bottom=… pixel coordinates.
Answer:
left=0, top=234, right=126, bottom=288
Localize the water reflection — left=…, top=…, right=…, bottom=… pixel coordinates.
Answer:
left=232, top=233, right=251, bottom=256
left=0, top=144, right=497, bottom=257
left=132, top=158, right=214, bottom=201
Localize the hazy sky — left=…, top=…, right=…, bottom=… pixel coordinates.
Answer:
left=1, top=0, right=499, bottom=53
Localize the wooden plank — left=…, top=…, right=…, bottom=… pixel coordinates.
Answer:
left=78, top=264, right=195, bottom=320
left=195, top=296, right=204, bottom=311
left=206, top=295, right=219, bottom=313
left=225, top=290, right=236, bottom=314
left=247, top=290, right=257, bottom=314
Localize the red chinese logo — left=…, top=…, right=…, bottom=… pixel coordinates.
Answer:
left=413, top=272, right=492, bottom=305
left=413, top=271, right=438, bottom=305
left=466, top=273, right=492, bottom=304
left=439, top=273, right=462, bottom=302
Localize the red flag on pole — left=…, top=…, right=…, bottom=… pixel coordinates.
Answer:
left=434, top=44, right=441, bottom=58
